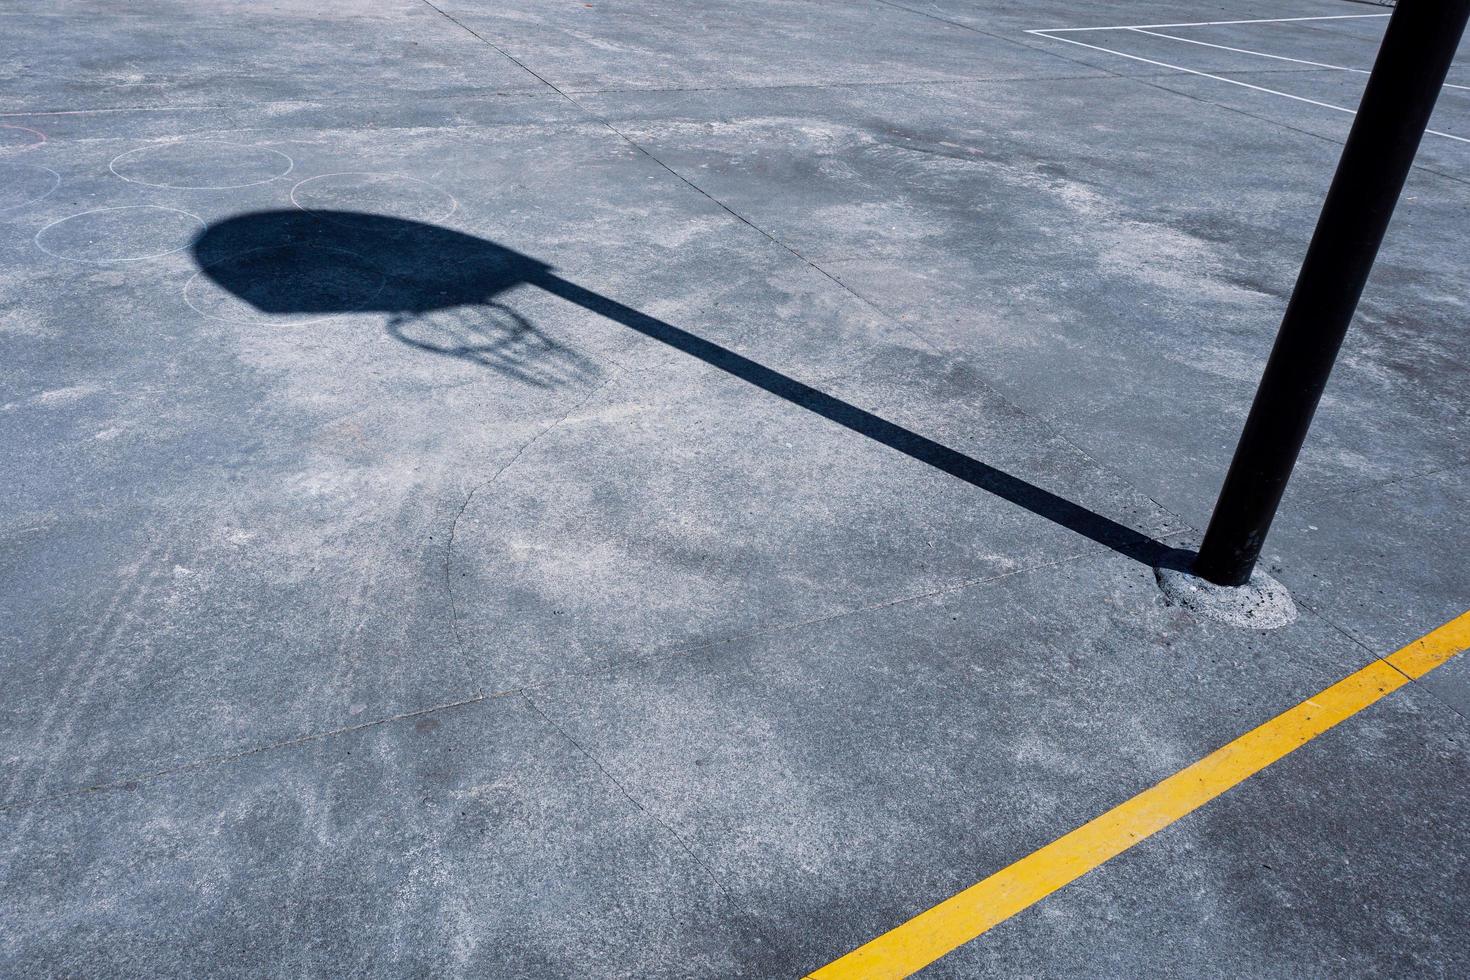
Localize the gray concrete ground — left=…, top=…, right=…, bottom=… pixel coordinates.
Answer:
left=2, top=0, right=1468, bottom=976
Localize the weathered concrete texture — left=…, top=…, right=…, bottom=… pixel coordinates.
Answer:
left=0, top=696, right=774, bottom=978
left=1271, top=461, right=1470, bottom=719
left=929, top=679, right=1470, bottom=978
left=434, top=0, right=1115, bottom=93
left=0, top=6, right=542, bottom=112
left=524, top=551, right=1395, bottom=976
left=1154, top=564, right=1297, bottom=629
left=577, top=72, right=1470, bottom=530
left=450, top=347, right=1182, bottom=691
left=2, top=0, right=1468, bottom=975
left=1147, top=68, right=1470, bottom=177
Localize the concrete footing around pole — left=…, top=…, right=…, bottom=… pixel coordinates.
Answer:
left=1154, top=564, right=1298, bottom=630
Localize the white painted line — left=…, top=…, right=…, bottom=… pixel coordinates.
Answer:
left=33, top=205, right=208, bottom=264
left=1027, top=14, right=1390, bottom=34
left=1125, top=27, right=1470, bottom=92
left=1027, top=31, right=1470, bottom=145
left=0, top=163, right=60, bottom=212
left=1128, top=27, right=1367, bottom=72
left=109, top=140, right=296, bottom=190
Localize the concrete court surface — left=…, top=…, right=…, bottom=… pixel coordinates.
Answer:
left=2, top=0, right=1468, bottom=975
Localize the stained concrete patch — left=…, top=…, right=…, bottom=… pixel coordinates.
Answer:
left=0, top=697, right=773, bottom=978
left=449, top=347, right=1182, bottom=692
left=580, top=72, right=1470, bottom=525
left=0, top=7, right=544, bottom=112
left=525, top=549, right=1377, bottom=975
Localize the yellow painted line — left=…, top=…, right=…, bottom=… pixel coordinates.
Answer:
left=810, top=610, right=1470, bottom=980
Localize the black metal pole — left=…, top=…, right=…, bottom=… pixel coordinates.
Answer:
left=1193, top=0, right=1470, bottom=587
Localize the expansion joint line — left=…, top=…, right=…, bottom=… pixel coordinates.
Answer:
left=418, top=0, right=1197, bottom=554
left=417, top=0, right=944, bottom=354
left=519, top=691, right=786, bottom=955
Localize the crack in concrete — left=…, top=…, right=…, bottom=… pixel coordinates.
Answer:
left=440, top=368, right=627, bottom=680
left=419, top=0, right=954, bottom=356
left=519, top=692, right=726, bottom=888
left=1315, top=457, right=1470, bottom=503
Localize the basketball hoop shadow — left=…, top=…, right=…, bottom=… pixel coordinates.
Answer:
left=191, top=209, right=597, bottom=388
left=190, top=210, right=1186, bottom=570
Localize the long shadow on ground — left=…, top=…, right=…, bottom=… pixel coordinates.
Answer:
left=192, top=210, right=1187, bottom=569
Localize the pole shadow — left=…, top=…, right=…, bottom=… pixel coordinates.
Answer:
left=191, top=210, right=1189, bottom=570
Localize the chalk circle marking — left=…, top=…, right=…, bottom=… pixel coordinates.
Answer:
left=109, top=140, right=295, bottom=190
left=0, top=124, right=46, bottom=155
left=0, top=163, right=61, bottom=212
left=184, top=244, right=388, bottom=326
left=290, top=172, right=459, bottom=225
left=35, top=205, right=206, bottom=264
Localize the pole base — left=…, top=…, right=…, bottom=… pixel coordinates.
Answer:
left=1154, top=564, right=1297, bottom=630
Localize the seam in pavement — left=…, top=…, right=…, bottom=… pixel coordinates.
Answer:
left=0, top=69, right=1351, bottom=121
left=497, top=548, right=1105, bottom=700
left=518, top=692, right=721, bottom=888
left=1311, top=457, right=1470, bottom=503
left=0, top=693, right=488, bottom=816
left=417, top=0, right=954, bottom=361
left=0, top=550, right=1102, bottom=817
left=419, top=0, right=1198, bottom=548
left=1286, top=587, right=1381, bottom=664
left=1291, top=591, right=1470, bottom=722
left=519, top=690, right=789, bottom=955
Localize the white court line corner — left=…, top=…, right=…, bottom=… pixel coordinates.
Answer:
left=1025, top=24, right=1469, bottom=145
